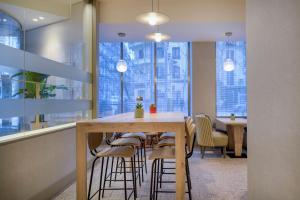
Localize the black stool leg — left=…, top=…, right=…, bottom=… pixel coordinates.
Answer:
left=98, top=157, right=105, bottom=200
left=131, top=157, right=137, bottom=199
left=186, top=158, right=192, bottom=200
left=150, top=159, right=156, bottom=200
left=122, top=158, right=128, bottom=200
left=160, top=159, right=164, bottom=188
left=88, top=157, right=99, bottom=199
left=136, top=150, right=142, bottom=186
left=140, top=147, right=144, bottom=181
left=143, top=141, right=148, bottom=173
left=109, top=157, right=114, bottom=187
left=115, top=157, right=119, bottom=181
left=102, top=157, right=110, bottom=197
left=155, top=159, right=160, bottom=200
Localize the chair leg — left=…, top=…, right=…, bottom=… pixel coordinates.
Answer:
left=155, top=159, right=160, bottom=200
left=98, top=157, right=105, bottom=200
left=186, top=158, right=192, bottom=200
left=143, top=141, right=148, bottom=173
left=88, top=157, right=99, bottom=200
left=109, top=157, right=114, bottom=187
left=122, top=158, right=128, bottom=200
left=160, top=159, right=163, bottom=188
left=140, top=147, right=144, bottom=182
left=114, top=157, right=119, bottom=181
left=223, top=146, right=227, bottom=158
left=201, top=147, right=206, bottom=159
left=131, top=157, right=137, bottom=200
left=186, top=158, right=192, bottom=190
left=150, top=160, right=156, bottom=200
left=102, top=157, right=110, bottom=197
left=136, top=150, right=142, bottom=186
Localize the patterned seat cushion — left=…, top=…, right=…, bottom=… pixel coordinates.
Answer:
left=111, top=137, right=141, bottom=146
left=212, top=131, right=228, bottom=147
left=97, top=146, right=135, bottom=158
left=149, top=146, right=175, bottom=160
left=157, top=138, right=175, bottom=147
left=121, top=132, right=147, bottom=140
left=160, top=132, right=175, bottom=139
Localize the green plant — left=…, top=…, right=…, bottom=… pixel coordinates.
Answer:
left=136, top=102, right=143, bottom=110
left=11, top=71, right=67, bottom=98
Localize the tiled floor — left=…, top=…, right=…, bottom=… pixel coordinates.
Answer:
left=54, top=148, right=247, bottom=200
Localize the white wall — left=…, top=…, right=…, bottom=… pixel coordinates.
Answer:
left=0, top=128, right=77, bottom=200
left=247, top=0, right=300, bottom=199
left=192, top=42, right=216, bottom=120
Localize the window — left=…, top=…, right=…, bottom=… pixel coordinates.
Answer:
left=156, top=43, right=188, bottom=113
left=123, top=42, right=154, bottom=113
left=98, top=42, right=190, bottom=116
left=216, top=41, right=247, bottom=117
left=99, top=43, right=121, bottom=117
left=172, top=47, right=180, bottom=59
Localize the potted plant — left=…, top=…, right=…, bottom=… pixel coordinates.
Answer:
left=11, top=71, right=67, bottom=129
left=135, top=102, right=144, bottom=118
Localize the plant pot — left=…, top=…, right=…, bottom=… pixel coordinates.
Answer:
left=135, top=108, right=144, bottom=118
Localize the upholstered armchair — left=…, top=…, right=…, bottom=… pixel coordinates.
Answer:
left=195, top=114, right=228, bottom=158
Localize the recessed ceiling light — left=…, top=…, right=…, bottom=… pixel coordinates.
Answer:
left=32, top=18, right=38, bottom=22
left=3, top=19, right=7, bottom=22
left=39, top=16, right=44, bottom=20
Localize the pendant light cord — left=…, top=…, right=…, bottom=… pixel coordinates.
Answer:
left=152, top=0, right=154, bottom=12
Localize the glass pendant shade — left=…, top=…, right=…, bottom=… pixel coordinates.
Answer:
left=146, top=32, right=170, bottom=42
left=136, top=12, right=169, bottom=26
left=223, top=58, right=235, bottom=71
left=116, top=59, right=128, bottom=72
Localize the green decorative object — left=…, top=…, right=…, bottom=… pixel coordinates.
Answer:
left=135, top=102, right=144, bottom=118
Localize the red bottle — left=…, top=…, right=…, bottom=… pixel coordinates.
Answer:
left=150, top=104, right=157, bottom=113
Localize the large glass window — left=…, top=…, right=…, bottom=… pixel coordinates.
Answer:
left=123, top=42, right=154, bottom=112
left=156, top=42, right=189, bottom=113
left=98, top=42, right=189, bottom=117
left=98, top=43, right=121, bottom=117
left=216, top=41, right=247, bottom=117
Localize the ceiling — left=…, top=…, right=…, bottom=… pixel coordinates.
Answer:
left=98, top=0, right=246, bottom=42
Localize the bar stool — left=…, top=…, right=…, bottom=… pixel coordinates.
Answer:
left=149, top=122, right=197, bottom=200
left=110, top=137, right=144, bottom=185
left=121, top=132, right=148, bottom=174
left=87, top=133, right=137, bottom=200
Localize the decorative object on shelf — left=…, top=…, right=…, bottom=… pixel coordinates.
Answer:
left=116, top=32, right=128, bottom=73
left=223, top=32, right=235, bottom=72
left=135, top=96, right=144, bottom=118
left=230, top=113, right=236, bottom=121
left=11, top=71, right=67, bottom=129
left=150, top=103, right=157, bottom=113
left=136, top=0, right=169, bottom=26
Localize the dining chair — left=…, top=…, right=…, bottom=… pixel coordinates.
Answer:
left=195, top=114, right=228, bottom=158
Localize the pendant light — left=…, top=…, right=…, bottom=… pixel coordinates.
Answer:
left=146, top=25, right=170, bottom=42
left=223, top=32, right=235, bottom=72
left=116, top=33, right=128, bottom=73
left=136, top=0, right=169, bottom=26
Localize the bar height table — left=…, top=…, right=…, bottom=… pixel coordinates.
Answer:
left=76, top=112, right=186, bottom=200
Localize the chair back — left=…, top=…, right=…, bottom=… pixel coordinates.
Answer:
left=88, top=132, right=103, bottom=151
left=195, top=114, right=214, bottom=147
left=186, top=123, right=196, bottom=153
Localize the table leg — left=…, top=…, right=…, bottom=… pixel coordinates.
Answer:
left=233, top=125, right=244, bottom=156
left=175, top=124, right=186, bottom=200
left=76, top=126, right=87, bottom=200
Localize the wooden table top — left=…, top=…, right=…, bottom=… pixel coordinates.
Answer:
left=77, top=112, right=185, bottom=125
left=216, top=117, right=247, bottom=126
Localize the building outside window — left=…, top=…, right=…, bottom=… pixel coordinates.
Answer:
left=98, top=42, right=190, bottom=117
left=172, top=47, right=181, bottom=59
left=216, top=41, right=247, bottom=117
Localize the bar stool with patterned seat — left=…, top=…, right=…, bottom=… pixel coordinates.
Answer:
left=87, top=133, right=138, bottom=200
